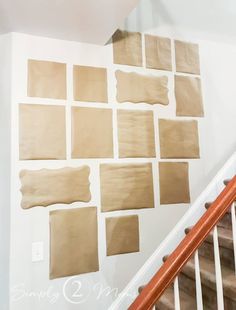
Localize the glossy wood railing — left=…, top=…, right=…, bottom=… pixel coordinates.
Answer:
left=128, top=175, right=236, bottom=310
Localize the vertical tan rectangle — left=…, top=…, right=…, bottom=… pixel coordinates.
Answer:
left=73, top=65, right=108, bottom=103
left=175, top=40, right=200, bottom=75
left=112, top=29, right=142, bottom=67
left=100, top=163, right=154, bottom=212
left=117, top=110, right=156, bottom=158
left=106, top=215, right=139, bottom=256
left=19, top=104, right=66, bottom=160
left=159, top=119, right=200, bottom=159
left=145, top=35, right=172, bottom=71
left=159, top=162, right=190, bottom=204
left=116, top=70, right=169, bottom=105
left=28, top=59, right=67, bottom=99
left=175, top=75, right=204, bottom=117
left=20, top=166, right=91, bottom=209
left=50, top=207, right=99, bottom=279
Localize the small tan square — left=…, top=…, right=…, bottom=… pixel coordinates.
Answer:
left=159, top=162, right=190, bottom=204
left=50, top=207, right=99, bottom=279
left=112, top=29, right=142, bottom=67
left=175, top=40, right=200, bottom=75
left=71, top=107, right=113, bottom=158
left=19, top=104, right=66, bottom=160
left=73, top=65, right=108, bottom=103
left=28, top=59, right=67, bottom=99
left=117, top=110, right=156, bottom=158
left=106, top=215, right=139, bottom=256
left=145, top=35, right=172, bottom=71
left=159, top=119, right=200, bottom=159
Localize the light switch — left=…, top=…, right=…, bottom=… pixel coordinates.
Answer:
left=32, top=242, right=44, bottom=262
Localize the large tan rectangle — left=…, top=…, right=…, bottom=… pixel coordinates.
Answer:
left=116, top=70, right=169, bottom=105
left=175, top=40, right=200, bottom=75
left=50, top=207, right=99, bottom=279
left=100, top=163, right=154, bottom=212
left=159, top=119, right=200, bottom=159
left=20, top=166, right=91, bottom=209
left=28, top=59, right=67, bottom=100
left=117, top=110, right=156, bottom=158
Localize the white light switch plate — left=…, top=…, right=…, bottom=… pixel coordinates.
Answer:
left=32, top=242, right=44, bottom=262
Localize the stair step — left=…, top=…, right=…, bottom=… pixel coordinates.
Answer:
left=206, top=227, right=234, bottom=250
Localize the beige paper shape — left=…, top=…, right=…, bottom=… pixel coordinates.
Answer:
left=20, top=166, right=91, bottom=209
left=117, top=110, right=156, bottom=158
left=100, top=163, right=154, bottom=212
left=112, top=29, right=142, bottom=67
left=145, top=35, right=172, bottom=71
left=159, top=119, right=200, bottom=159
left=71, top=107, right=113, bottom=158
left=28, top=59, right=67, bottom=99
left=175, top=75, right=204, bottom=117
left=116, top=70, right=169, bottom=105
left=50, top=207, right=99, bottom=279
left=106, top=215, right=139, bottom=256
left=19, top=104, right=66, bottom=160
left=175, top=40, right=200, bottom=75
left=73, top=65, right=108, bottom=103
left=159, top=162, right=190, bottom=204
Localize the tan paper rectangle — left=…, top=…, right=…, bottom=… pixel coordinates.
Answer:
left=50, top=207, right=99, bottom=279
left=20, top=166, right=91, bottom=209
left=159, top=119, right=200, bottom=158
left=175, top=40, right=200, bottom=75
left=100, top=163, right=154, bottom=212
left=116, top=70, right=169, bottom=105
left=117, top=109, right=156, bottom=158
left=106, top=215, right=139, bottom=256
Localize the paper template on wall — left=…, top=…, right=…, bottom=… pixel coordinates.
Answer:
left=116, top=70, right=169, bottom=105
left=159, top=119, right=200, bottom=159
left=73, top=65, right=108, bottom=103
left=106, top=215, right=139, bottom=256
left=117, top=109, right=156, bottom=158
left=20, top=166, right=91, bottom=209
left=112, top=29, right=142, bottom=67
left=175, top=40, right=200, bottom=75
left=71, top=107, right=113, bottom=158
left=175, top=75, right=204, bottom=117
left=50, top=207, right=99, bottom=279
left=145, top=34, right=172, bottom=71
left=159, top=162, right=190, bottom=204
left=19, top=104, right=66, bottom=160
left=100, top=163, right=154, bottom=212
left=28, top=59, right=67, bottom=100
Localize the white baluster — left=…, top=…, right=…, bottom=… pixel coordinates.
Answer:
left=174, top=277, right=180, bottom=310
left=194, top=250, right=203, bottom=310
left=231, top=202, right=236, bottom=275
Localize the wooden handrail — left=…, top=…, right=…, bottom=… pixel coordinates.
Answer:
left=129, top=175, right=236, bottom=310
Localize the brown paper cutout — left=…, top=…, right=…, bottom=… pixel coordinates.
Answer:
left=159, top=119, right=200, bottom=159
left=20, top=166, right=91, bottom=209
left=100, top=163, right=154, bottom=212
left=50, top=207, right=99, bottom=279
left=117, top=110, right=156, bottom=158
left=175, top=40, right=200, bottom=75
left=106, top=215, right=139, bottom=256
left=19, top=104, right=66, bottom=160
left=116, top=70, right=169, bottom=105
left=73, top=65, right=108, bottom=103
left=159, top=162, right=190, bottom=204
left=28, top=59, right=67, bottom=99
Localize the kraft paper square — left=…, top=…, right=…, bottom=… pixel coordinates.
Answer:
left=159, top=162, right=190, bottom=204
left=175, top=75, right=204, bottom=117
left=28, top=59, right=67, bottom=99
left=116, top=70, right=169, bottom=105
left=100, top=163, right=154, bottom=212
left=175, top=40, right=200, bottom=75
left=145, top=34, right=172, bottom=71
left=50, top=207, right=99, bottom=279
left=71, top=107, right=113, bottom=158
left=106, top=215, right=139, bottom=256
left=73, top=65, right=108, bottom=103
left=112, top=29, right=142, bottom=67
left=20, top=166, right=91, bottom=209
left=159, top=119, right=200, bottom=159
left=117, top=110, right=156, bottom=158
left=19, top=104, right=66, bottom=160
